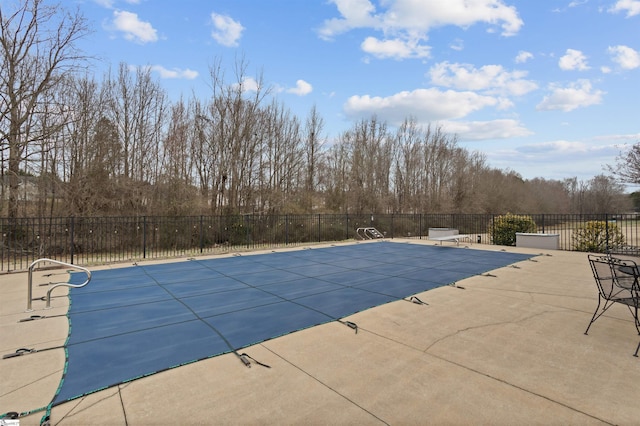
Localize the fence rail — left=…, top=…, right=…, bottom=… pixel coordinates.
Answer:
left=0, top=213, right=637, bottom=273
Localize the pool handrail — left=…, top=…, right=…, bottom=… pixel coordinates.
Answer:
left=27, top=258, right=92, bottom=311
left=356, top=227, right=384, bottom=240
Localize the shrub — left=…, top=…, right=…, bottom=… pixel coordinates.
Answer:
left=572, top=220, right=625, bottom=253
left=489, top=213, right=537, bottom=246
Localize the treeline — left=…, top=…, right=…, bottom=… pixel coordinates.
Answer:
left=0, top=2, right=630, bottom=218
left=1, top=61, right=631, bottom=218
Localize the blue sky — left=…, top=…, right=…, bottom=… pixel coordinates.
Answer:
left=76, top=0, right=640, bottom=185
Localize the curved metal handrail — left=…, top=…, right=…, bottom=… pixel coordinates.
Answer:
left=356, top=227, right=383, bottom=240
left=356, top=227, right=367, bottom=239
left=27, top=258, right=91, bottom=311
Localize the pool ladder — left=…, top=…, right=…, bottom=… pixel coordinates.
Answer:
left=26, top=258, right=92, bottom=311
left=356, top=227, right=384, bottom=240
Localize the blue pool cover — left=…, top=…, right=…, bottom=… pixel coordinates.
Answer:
left=52, top=242, right=532, bottom=405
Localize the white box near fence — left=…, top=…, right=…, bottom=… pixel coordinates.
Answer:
left=428, top=228, right=459, bottom=239
left=515, top=233, right=560, bottom=250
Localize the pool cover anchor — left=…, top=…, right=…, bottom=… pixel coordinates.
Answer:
left=2, top=343, right=65, bottom=359
left=3, top=348, right=36, bottom=359
left=339, top=320, right=358, bottom=334
left=18, top=314, right=46, bottom=322
left=239, top=353, right=271, bottom=369
left=407, top=296, right=428, bottom=305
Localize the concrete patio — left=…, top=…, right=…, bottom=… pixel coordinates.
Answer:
left=1, top=239, right=639, bottom=425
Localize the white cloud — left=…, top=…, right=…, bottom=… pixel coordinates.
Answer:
left=609, top=0, right=640, bottom=17
left=449, top=38, right=464, bottom=51
left=593, top=132, right=640, bottom=142
left=318, top=0, right=379, bottom=40
left=536, top=79, right=604, bottom=112
left=442, top=119, right=533, bottom=140
left=360, top=37, right=431, bottom=59
left=287, top=80, right=313, bottom=96
left=429, top=62, right=538, bottom=96
left=361, top=36, right=430, bottom=59
left=551, top=0, right=587, bottom=13
left=509, top=140, right=617, bottom=174
left=93, top=0, right=114, bottom=7
left=485, top=138, right=620, bottom=182
left=150, top=65, right=198, bottom=80
left=232, top=77, right=259, bottom=93
left=210, top=13, right=244, bottom=47
left=343, top=88, right=499, bottom=123
left=608, top=45, right=640, bottom=69
left=319, top=0, right=523, bottom=46
left=517, top=140, right=592, bottom=154
left=558, top=49, right=590, bottom=71
left=112, top=10, right=158, bottom=44
left=515, top=50, right=533, bottom=63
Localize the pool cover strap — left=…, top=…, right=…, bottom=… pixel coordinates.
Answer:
left=240, top=352, right=271, bottom=368
left=2, top=345, right=65, bottom=359
left=408, top=296, right=428, bottom=305
left=339, top=320, right=359, bottom=333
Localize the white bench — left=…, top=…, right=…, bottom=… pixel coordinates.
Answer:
left=429, top=234, right=472, bottom=246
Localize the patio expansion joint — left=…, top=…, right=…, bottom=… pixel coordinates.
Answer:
left=419, top=309, right=615, bottom=426
left=259, top=343, right=390, bottom=426
left=0, top=366, right=63, bottom=402
left=259, top=316, right=612, bottom=425
left=472, top=285, right=596, bottom=310
left=423, top=347, right=614, bottom=426
left=422, top=308, right=566, bottom=354
left=53, top=383, right=131, bottom=425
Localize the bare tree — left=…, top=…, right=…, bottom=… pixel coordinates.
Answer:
left=201, top=57, right=269, bottom=214
left=343, top=117, right=390, bottom=214
left=447, top=148, right=486, bottom=213
left=392, top=119, right=424, bottom=213
left=608, top=141, right=640, bottom=184
left=103, top=63, right=167, bottom=214
left=32, top=80, right=69, bottom=218
left=0, top=0, right=89, bottom=218
left=563, top=177, right=586, bottom=214
left=324, top=140, right=350, bottom=212
left=524, top=178, right=571, bottom=213
left=584, top=174, right=630, bottom=214
left=56, top=79, right=120, bottom=216
left=257, top=100, right=304, bottom=213
left=302, top=105, right=325, bottom=212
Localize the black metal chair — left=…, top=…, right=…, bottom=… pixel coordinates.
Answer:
left=585, top=254, right=640, bottom=356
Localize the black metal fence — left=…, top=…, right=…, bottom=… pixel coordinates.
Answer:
left=0, top=213, right=637, bottom=272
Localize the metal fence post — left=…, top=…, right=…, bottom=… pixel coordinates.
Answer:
left=285, top=214, right=289, bottom=245
left=245, top=215, right=250, bottom=249
left=346, top=214, right=349, bottom=240
left=69, top=216, right=75, bottom=265
left=605, top=213, right=609, bottom=253
left=199, top=215, right=204, bottom=253
left=142, top=216, right=147, bottom=259
left=391, top=214, right=394, bottom=239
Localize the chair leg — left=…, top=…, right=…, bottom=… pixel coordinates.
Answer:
left=634, top=340, right=640, bottom=357
left=585, top=297, right=603, bottom=335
